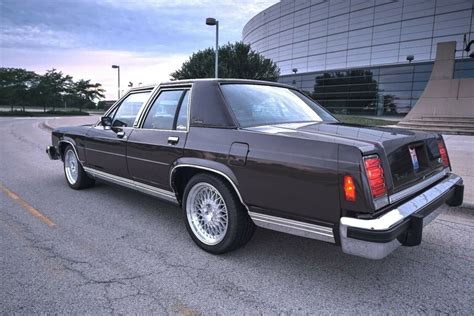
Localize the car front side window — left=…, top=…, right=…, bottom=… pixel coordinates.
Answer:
left=111, top=91, right=151, bottom=127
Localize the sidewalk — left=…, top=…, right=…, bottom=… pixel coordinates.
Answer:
left=42, top=116, right=474, bottom=207
left=443, top=134, right=474, bottom=208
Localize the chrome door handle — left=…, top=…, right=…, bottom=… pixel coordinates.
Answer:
left=168, top=136, right=179, bottom=145
left=116, top=131, right=126, bottom=139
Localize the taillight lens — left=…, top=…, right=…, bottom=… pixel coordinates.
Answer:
left=437, top=140, right=449, bottom=167
left=364, top=156, right=387, bottom=199
left=344, top=175, right=356, bottom=202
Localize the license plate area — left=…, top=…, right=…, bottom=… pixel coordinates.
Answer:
left=389, top=139, right=443, bottom=190
left=409, top=142, right=431, bottom=174
left=409, top=147, right=419, bottom=171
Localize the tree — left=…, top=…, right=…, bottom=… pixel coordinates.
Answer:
left=71, top=79, right=105, bottom=111
left=34, top=69, right=73, bottom=112
left=171, top=42, right=280, bottom=81
left=0, top=68, right=39, bottom=111
left=0, top=67, right=105, bottom=112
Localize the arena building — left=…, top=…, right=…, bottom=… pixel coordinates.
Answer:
left=243, top=0, right=474, bottom=115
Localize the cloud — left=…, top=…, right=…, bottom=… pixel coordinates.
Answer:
left=0, top=0, right=279, bottom=99
left=1, top=47, right=188, bottom=99
left=0, top=0, right=278, bottom=53
left=0, top=25, right=79, bottom=49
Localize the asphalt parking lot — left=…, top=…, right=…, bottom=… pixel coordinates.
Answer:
left=1, top=117, right=473, bottom=314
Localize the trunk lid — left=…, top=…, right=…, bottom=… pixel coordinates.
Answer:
left=244, top=122, right=445, bottom=193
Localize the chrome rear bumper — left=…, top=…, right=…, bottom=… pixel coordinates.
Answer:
left=340, top=173, right=463, bottom=259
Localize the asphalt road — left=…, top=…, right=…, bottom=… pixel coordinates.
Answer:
left=1, top=117, right=473, bottom=314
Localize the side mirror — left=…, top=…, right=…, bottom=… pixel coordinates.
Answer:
left=101, top=116, right=112, bottom=127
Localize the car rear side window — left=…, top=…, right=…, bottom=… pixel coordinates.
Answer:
left=220, top=84, right=336, bottom=128
left=112, top=91, right=151, bottom=127
left=142, top=90, right=187, bottom=130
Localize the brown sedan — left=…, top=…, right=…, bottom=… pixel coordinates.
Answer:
left=46, top=79, right=464, bottom=259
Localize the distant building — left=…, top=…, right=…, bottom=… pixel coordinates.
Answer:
left=243, top=0, right=474, bottom=115
left=98, top=100, right=117, bottom=110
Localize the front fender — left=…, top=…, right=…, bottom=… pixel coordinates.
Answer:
left=58, top=136, right=85, bottom=164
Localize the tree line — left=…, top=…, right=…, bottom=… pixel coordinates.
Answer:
left=0, top=68, right=105, bottom=112
left=1, top=42, right=278, bottom=113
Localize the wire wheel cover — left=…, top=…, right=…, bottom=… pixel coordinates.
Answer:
left=186, top=182, right=228, bottom=245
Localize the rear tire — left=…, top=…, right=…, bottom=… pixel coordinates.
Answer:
left=63, top=145, right=95, bottom=190
left=183, top=173, right=255, bottom=254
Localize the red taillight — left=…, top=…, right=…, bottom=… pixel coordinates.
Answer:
left=364, top=156, right=387, bottom=199
left=344, top=175, right=356, bottom=202
left=437, top=140, right=449, bottom=167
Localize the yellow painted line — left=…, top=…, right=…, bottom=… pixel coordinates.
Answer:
left=0, top=183, right=56, bottom=228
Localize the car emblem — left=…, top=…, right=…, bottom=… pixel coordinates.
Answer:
left=409, top=147, right=419, bottom=172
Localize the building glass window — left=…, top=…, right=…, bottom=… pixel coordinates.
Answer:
left=242, top=0, right=473, bottom=116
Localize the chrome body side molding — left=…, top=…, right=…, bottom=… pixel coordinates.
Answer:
left=127, top=155, right=169, bottom=166
left=249, top=212, right=335, bottom=243
left=388, top=168, right=449, bottom=204
left=85, top=147, right=126, bottom=157
left=83, top=167, right=178, bottom=204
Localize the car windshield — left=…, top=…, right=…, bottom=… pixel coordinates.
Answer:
left=220, top=84, right=337, bottom=128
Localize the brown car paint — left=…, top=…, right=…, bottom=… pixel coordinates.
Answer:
left=51, top=79, right=446, bottom=232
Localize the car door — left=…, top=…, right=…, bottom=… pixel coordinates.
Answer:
left=126, top=88, right=190, bottom=191
left=85, top=89, right=152, bottom=178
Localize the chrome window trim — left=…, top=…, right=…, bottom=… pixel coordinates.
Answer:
left=388, top=168, right=449, bottom=204
left=132, top=88, right=159, bottom=127
left=83, top=167, right=177, bottom=204
left=170, top=164, right=248, bottom=210
left=341, top=173, right=461, bottom=231
left=249, top=212, right=335, bottom=243
left=134, top=128, right=189, bottom=133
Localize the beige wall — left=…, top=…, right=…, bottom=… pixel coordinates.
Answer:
left=404, top=42, right=474, bottom=120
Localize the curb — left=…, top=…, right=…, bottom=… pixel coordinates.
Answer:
left=39, top=119, right=55, bottom=131
left=461, top=202, right=474, bottom=210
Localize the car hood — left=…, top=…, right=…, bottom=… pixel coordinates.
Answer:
left=243, top=122, right=439, bottom=154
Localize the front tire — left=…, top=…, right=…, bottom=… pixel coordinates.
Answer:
left=183, top=173, right=255, bottom=254
left=63, top=145, right=95, bottom=190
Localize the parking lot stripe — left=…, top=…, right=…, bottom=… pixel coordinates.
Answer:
left=0, top=183, right=56, bottom=228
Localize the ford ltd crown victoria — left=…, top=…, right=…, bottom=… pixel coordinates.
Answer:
left=46, top=79, right=464, bottom=259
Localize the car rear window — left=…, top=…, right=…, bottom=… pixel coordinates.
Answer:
left=220, top=84, right=337, bottom=128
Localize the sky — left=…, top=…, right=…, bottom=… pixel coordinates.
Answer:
left=0, top=0, right=278, bottom=99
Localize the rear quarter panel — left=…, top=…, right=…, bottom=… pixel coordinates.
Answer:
left=184, top=127, right=341, bottom=225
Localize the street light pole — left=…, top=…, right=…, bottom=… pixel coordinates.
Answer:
left=206, top=17, right=219, bottom=78
left=215, top=20, right=219, bottom=79
left=111, top=65, right=120, bottom=99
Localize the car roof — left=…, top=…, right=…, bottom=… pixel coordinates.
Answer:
left=128, top=84, right=156, bottom=91
left=129, top=79, right=297, bottom=90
